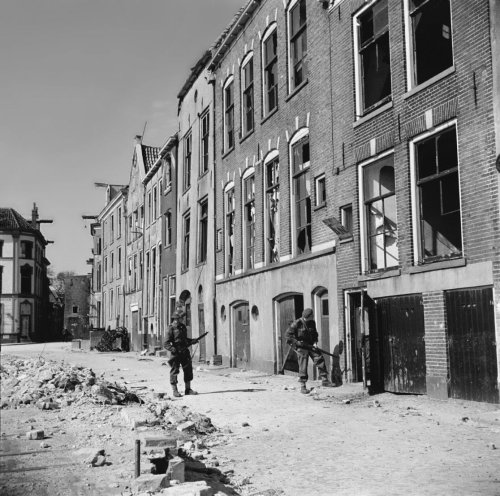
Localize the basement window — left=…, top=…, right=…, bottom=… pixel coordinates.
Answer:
left=407, top=0, right=453, bottom=87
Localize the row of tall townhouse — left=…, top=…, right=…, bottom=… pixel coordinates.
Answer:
left=88, top=0, right=500, bottom=403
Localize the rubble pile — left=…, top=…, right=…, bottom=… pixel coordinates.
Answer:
left=0, top=356, right=141, bottom=409
left=95, top=327, right=130, bottom=352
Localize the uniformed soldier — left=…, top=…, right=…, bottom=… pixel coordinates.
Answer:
left=286, top=308, right=332, bottom=394
left=164, top=311, right=198, bottom=397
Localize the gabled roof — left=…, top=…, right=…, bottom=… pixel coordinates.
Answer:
left=142, top=145, right=160, bottom=174
left=0, top=208, right=37, bottom=233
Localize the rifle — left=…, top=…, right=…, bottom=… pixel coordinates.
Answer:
left=296, top=342, right=337, bottom=358
left=191, top=331, right=209, bottom=345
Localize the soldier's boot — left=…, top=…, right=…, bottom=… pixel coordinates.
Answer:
left=300, top=383, right=310, bottom=394
left=184, top=382, right=198, bottom=395
left=172, top=384, right=182, bottom=398
left=321, top=378, right=334, bottom=387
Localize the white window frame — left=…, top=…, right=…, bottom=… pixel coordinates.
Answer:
left=261, top=23, right=278, bottom=117
left=263, top=150, right=279, bottom=264
left=240, top=52, right=254, bottom=138
left=223, top=76, right=235, bottom=152
left=287, top=0, right=307, bottom=93
left=358, top=149, right=395, bottom=273
left=289, top=128, right=310, bottom=257
left=224, top=181, right=235, bottom=276
left=353, top=0, right=391, bottom=118
left=315, top=174, right=326, bottom=207
left=403, top=0, right=455, bottom=92
left=242, top=167, right=256, bottom=270
left=409, top=119, right=462, bottom=265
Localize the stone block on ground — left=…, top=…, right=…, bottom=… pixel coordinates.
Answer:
left=176, top=421, right=195, bottom=432
left=166, top=456, right=185, bottom=483
left=158, top=481, right=214, bottom=495
left=140, top=433, right=178, bottom=449
left=26, top=429, right=44, bottom=440
left=131, top=474, right=170, bottom=493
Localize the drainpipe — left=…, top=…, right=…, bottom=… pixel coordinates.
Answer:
left=122, top=195, right=127, bottom=329
left=210, top=71, right=218, bottom=357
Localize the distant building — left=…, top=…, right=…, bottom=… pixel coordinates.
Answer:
left=63, top=274, right=90, bottom=339
left=0, top=204, right=52, bottom=342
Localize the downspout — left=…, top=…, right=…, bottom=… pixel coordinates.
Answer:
left=210, top=71, right=218, bottom=357
left=122, top=194, right=127, bottom=329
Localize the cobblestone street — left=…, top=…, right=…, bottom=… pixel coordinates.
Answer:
left=2, top=342, right=500, bottom=496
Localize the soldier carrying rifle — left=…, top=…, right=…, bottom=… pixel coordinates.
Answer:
left=164, top=311, right=207, bottom=398
left=286, top=308, right=333, bottom=394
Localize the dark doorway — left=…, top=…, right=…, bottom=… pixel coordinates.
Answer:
left=446, top=287, right=499, bottom=403
left=377, top=294, right=426, bottom=394
left=318, top=290, right=330, bottom=373
left=278, top=294, right=303, bottom=374
left=348, top=292, right=365, bottom=383
left=234, top=302, right=250, bottom=367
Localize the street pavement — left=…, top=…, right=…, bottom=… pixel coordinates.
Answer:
left=2, top=342, right=500, bottom=496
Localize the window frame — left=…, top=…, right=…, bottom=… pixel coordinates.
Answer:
left=403, top=0, right=454, bottom=91
left=241, top=53, right=254, bottom=137
left=182, top=211, right=191, bottom=272
left=183, top=130, right=192, bottom=191
left=290, top=130, right=312, bottom=256
left=262, top=24, right=278, bottom=117
left=224, top=184, right=236, bottom=275
left=358, top=150, right=399, bottom=273
left=353, top=0, right=392, bottom=117
left=242, top=169, right=256, bottom=270
left=223, top=76, right=235, bottom=152
left=265, top=151, right=280, bottom=264
left=200, top=108, right=210, bottom=175
left=288, top=0, right=308, bottom=93
left=315, top=174, right=326, bottom=208
left=198, top=198, right=209, bottom=264
left=409, top=120, right=462, bottom=264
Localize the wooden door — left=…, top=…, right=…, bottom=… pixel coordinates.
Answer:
left=234, top=302, right=250, bottom=367
left=446, top=287, right=499, bottom=403
left=377, top=294, right=426, bottom=394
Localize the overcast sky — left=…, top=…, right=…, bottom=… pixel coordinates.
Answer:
left=0, top=0, right=240, bottom=275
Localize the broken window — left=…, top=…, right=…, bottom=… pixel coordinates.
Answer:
left=241, top=56, right=254, bottom=136
left=409, top=0, right=453, bottom=86
left=244, top=175, right=256, bottom=269
left=363, top=155, right=398, bottom=271
left=225, top=189, right=235, bottom=274
left=289, top=0, right=307, bottom=91
left=415, top=125, right=461, bottom=262
left=292, top=136, right=311, bottom=255
left=266, top=156, right=280, bottom=263
left=356, top=0, right=391, bottom=113
left=263, top=27, right=278, bottom=116
left=223, top=78, right=235, bottom=151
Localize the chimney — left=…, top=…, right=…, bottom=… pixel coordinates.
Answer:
left=31, top=202, right=39, bottom=228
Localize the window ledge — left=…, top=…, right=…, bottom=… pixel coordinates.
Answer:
left=313, top=203, right=326, bottom=212
left=195, top=260, right=207, bottom=269
left=164, top=186, right=172, bottom=195
left=240, top=128, right=255, bottom=145
left=403, top=66, right=455, bottom=100
left=198, top=170, right=209, bottom=181
left=408, top=257, right=465, bottom=274
left=261, top=106, right=279, bottom=125
left=286, top=79, right=308, bottom=103
left=353, top=100, right=393, bottom=128
left=222, top=146, right=235, bottom=160
left=358, top=267, right=401, bottom=283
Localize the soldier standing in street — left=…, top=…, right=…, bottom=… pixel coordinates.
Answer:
left=164, top=311, right=198, bottom=397
left=286, top=308, right=332, bottom=394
